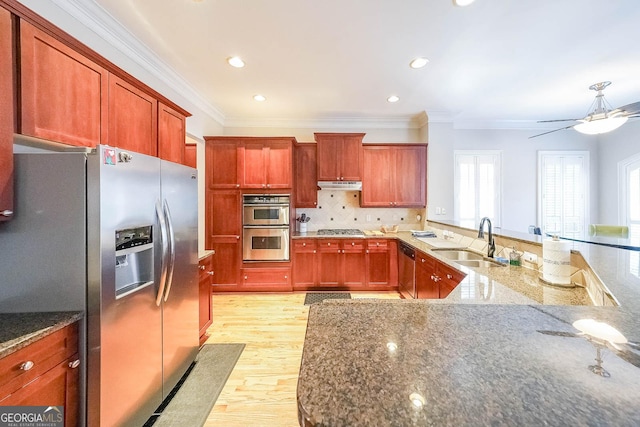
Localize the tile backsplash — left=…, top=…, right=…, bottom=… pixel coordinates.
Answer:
left=294, top=190, right=425, bottom=232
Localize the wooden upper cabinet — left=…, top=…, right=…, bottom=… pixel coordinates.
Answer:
left=184, top=144, right=197, bottom=168
left=204, top=138, right=240, bottom=188
left=158, top=102, right=186, bottom=164
left=361, top=144, right=426, bottom=208
left=108, top=74, right=157, bottom=156
left=315, top=133, right=364, bottom=181
left=294, top=143, right=318, bottom=208
left=239, top=139, right=293, bottom=189
left=0, top=7, right=14, bottom=222
left=19, top=20, right=108, bottom=147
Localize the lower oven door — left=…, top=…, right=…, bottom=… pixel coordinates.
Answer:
left=243, top=226, right=290, bottom=261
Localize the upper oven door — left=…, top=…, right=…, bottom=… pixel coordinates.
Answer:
left=243, top=204, right=290, bottom=226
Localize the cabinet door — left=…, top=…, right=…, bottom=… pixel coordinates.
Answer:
left=0, top=355, right=80, bottom=426
left=209, top=237, right=240, bottom=288
left=415, top=252, right=438, bottom=299
left=294, top=144, right=318, bottom=208
left=0, top=8, right=13, bottom=222
left=394, top=146, right=426, bottom=207
left=158, top=102, right=186, bottom=164
left=315, top=137, right=341, bottom=181
left=342, top=240, right=365, bottom=287
left=437, top=262, right=466, bottom=299
left=240, top=141, right=267, bottom=188
left=184, top=144, right=197, bottom=168
left=340, top=135, right=363, bottom=181
left=20, top=20, right=108, bottom=147
left=317, top=240, right=342, bottom=287
left=293, top=240, right=317, bottom=288
left=266, top=141, right=293, bottom=188
left=205, top=190, right=241, bottom=243
left=198, top=255, right=213, bottom=345
left=108, top=74, right=158, bottom=156
left=205, top=139, right=239, bottom=188
left=361, top=147, right=394, bottom=207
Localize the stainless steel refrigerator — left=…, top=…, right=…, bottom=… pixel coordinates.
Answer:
left=0, top=145, right=199, bottom=426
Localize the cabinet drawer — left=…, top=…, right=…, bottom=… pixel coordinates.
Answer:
left=367, top=239, right=388, bottom=251
left=416, top=251, right=436, bottom=271
left=317, top=239, right=342, bottom=252
left=293, top=239, right=317, bottom=252
left=199, top=254, right=214, bottom=283
left=242, top=268, right=291, bottom=286
left=342, top=240, right=365, bottom=252
left=0, top=322, right=78, bottom=399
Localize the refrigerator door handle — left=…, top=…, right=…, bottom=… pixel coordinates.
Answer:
left=162, top=199, right=176, bottom=302
left=155, top=200, right=169, bottom=306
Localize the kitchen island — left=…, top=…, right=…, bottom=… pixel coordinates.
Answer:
left=297, top=226, right=640, bottom=426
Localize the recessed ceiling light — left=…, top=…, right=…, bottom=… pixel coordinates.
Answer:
left=227, top=56, right=245, bottom=68
left=253, top=94, right=266, bottom=102
left=453, top=0, right=476, bottom=6
left=387, top=95, right=400, bottom=103
left=410, top=57, right=429, bottom=69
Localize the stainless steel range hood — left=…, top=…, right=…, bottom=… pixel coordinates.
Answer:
left=317, top=181, right=362, bottom=191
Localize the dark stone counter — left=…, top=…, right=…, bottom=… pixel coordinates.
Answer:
left=0, top=311, right=83, bottom=358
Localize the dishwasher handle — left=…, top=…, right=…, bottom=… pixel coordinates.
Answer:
left=399, top=242, right=415, bottom=259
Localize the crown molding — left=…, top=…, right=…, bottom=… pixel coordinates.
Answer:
left=49, top=0, right=225, bottom=125
left=452, top=119, right=548, bottom=130
left=223, top=115, right=429, bottom=130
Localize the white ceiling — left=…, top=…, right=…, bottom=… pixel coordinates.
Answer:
left=83, top=0, right=640, bottom=128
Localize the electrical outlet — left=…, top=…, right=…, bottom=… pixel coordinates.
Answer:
left=435, top=207, right=442, bottom=215
left=523, top=252, right=538, bottom=264
left=366, top=214, right=371, bottom=222
left=441, top=208, right=446, bottom=215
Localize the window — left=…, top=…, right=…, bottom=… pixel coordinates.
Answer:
left=619, top=153, right=640, bottom=277
left=454, top=151, right=501, bottom=229
left=538, top=151, right=589, bottom=239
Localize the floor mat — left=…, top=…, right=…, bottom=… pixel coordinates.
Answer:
left=304, top=292, right=352, bottom=305
left=144, top=343, right=245, bottom=427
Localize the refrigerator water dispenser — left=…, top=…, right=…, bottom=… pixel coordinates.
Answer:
left=115, top=225, right=154, bottom=299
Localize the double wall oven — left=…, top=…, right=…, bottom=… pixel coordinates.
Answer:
left=243, top=194, right=290, bottom=261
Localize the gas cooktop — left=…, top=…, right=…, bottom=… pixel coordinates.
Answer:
left=317, top=229, right=364, bottom=236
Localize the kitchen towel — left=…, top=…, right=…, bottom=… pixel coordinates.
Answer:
left=542, top=237, right=572, bottom=286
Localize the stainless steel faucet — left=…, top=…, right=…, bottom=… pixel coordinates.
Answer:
left=478, top=217, right=495, bottom=258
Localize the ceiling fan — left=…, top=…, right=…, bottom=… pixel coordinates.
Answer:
left=530, top=81, right=640, bottom=139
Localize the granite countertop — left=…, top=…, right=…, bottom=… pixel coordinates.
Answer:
left=297, top=228, right=640, bottom=425
left=0, top=311, right=83, bottom=359
left=298, top=302, right=640, bottom=426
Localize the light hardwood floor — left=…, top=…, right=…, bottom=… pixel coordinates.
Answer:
left=203, top=292, right=401, bottom=426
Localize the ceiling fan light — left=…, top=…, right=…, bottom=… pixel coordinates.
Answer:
left=453, top=0, right=476, bottom=6
left=574, top=116, right=628, bottom=135
left=227, top=56, right=245, bottom=68
left=409, top=57, right=429, bottom=69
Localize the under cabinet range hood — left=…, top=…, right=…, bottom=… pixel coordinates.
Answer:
left=317, top=181, right=362, bottom=191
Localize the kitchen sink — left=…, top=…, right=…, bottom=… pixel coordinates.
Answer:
left=432, top=249, right=485, bottom=261
left=454, top=259, right=505, bottom=268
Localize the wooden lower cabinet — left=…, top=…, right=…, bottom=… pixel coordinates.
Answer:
left=198, top=254, right=214, bottom=346
left=0, top=322, right=80, bottom=427
left=209, top=237, right=241, bottom=291
left=415, top=250, right=466, bottom=299
left=1, top=7, right=14, bottom=223
left=293, top=238, right=397, bottom=291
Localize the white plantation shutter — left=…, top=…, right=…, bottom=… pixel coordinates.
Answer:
left=454, top=151, right=501, bottom=228
left=538, top=152, right=588, bottom=239
left=621, top=157, right=640, bottom=277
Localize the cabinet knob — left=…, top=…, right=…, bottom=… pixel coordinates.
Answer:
left=447, top=274, right=452, bottom=279
left=303, top=243, right=306, bottom=246
left=20, top=361, right=35, bottom=371
left=1, top=210, right=13, bottom=217
left=236, top=184, right=240, bottom=188
left=266, top=184, right=271, bottom=188
left=236, top=236, right=240, bottom=240
left=68, top=359, right=80, bottom=369
left=284, top=275, right=288, bottom=279
left=313, top=250, right=316, bottom=253
left=199, top=265, right=205, bottom=270
left=389, top=202, right=393, bottom=205
left=376, top=242, right=380, bottom=246
left=421, top=258, right=425, bottom=263
left=366, top=250, right=369, bottom=254
left=208, top=271, right=214, bottom=276
left=351, top=242, right=355, bottom=246
left=314, top=202, right=317, bottom=206
left=244, top=275, right=248, bottom=280
left=327, top=242, right=331, bottom=246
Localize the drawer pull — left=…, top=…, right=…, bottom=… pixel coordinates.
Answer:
left=199, top=265, right=205, bottom=270
left=302, top=243, right=306, bottom=246
left=208, top=271, right=214, bottom=276
left=447, top=274, right=452, bottom=279
left=351, top=242, right=355, bottom=246
left=313, top=250, right=316, bottom=254
left=69, top=359, right=80, bottom=369
left=20, top=361, right=35, bottom=371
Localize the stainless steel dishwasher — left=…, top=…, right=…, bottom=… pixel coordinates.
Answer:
left=398, top=242, right=416, bottom=299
